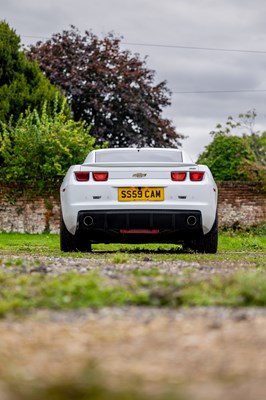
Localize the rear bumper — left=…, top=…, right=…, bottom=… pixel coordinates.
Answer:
left=76, top=209, right=203, bottom=244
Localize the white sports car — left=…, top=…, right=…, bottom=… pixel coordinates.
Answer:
left=60, top=148, right=218, bottom=253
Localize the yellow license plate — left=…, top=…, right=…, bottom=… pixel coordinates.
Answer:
left=118, top=187, right=164, bottom=201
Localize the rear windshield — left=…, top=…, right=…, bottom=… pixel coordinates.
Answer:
left=95, top=150, right=183, bottom=163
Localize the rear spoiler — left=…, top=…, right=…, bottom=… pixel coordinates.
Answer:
left=82, top=162, right=197, bottom=168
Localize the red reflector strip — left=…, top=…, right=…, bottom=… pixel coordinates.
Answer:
left=120, top=229, right=159, bottom=234
left=93, top=172, right=109, bottom=181
left=171, top=172, right=187, bottom=181
left=190, top=172, right=205, bottom=181
left=74, top=171, right=90, bottom=181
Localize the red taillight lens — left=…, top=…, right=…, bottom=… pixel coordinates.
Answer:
left=171, top=172, right=187, bottom=181
left=74, top=171, right=90, bottom=181
left=92, top=172, right=109, bottom=181
left=190, top=172, right=205, bottom=181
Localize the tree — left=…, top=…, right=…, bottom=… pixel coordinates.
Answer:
left=0, top=21, right=62, bottom=123
left=209, top=109, right=265, bottom=165
left=197, top=135, right=256, bottom=181
left=27, top=26, right=183, bottom=148
left=246, top=131, right=266, bottom=167
left=197, top=111, right=266, bottom=185
left=0, top=98, right=98, bottom=187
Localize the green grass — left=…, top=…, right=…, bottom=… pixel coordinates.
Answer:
left=0, top=271, right=142, bottom=316
left=0, top=267, right=266, bottom=317
left=0, top=231, right=265, bottom=272
left=0, top=229, right=265, bottom=317
left=0, top=230, right=265, bottom=258
left=0, top=232, right=59, bottom=254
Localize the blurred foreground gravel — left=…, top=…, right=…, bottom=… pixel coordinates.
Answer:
left=1, top=252, right=264, bottom=279
left=1, top=254, right=266, bottom=400
left=1, top=306, right=266, bottom=400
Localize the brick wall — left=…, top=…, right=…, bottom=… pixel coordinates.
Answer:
left=217, top=182, right=266, bottom=227
left=0, top=182, right=265, bottom=233
left=0, top=194, right=60, bottom=234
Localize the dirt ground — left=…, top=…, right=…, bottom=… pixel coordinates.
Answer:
left=1, top=256, right=266, bottom=399
left=1, top=307, right=266, bottom=400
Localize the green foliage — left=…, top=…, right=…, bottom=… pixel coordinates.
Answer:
left=0, top=21, right=63, bottom=123
left=246, top=131, right=266, bottom=167
left=0, top=98, right=98, bottom=186
left=198, top=111, right=266, bottom=184
left=198, top=135, right=256, bottom=180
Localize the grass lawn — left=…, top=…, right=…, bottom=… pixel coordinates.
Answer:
left=0, top=228, right=265, bottom=315
left=0, top=229, right=265, bottom=257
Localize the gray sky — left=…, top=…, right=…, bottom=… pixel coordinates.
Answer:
left=2, top=0, right=266, bottom=160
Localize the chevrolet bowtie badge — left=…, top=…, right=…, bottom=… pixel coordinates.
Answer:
left=132, top=173, right=147, bottom=178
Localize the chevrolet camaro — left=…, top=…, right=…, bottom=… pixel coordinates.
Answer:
left=60, top=148, right=218, bottom=253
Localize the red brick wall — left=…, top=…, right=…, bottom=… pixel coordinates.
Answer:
left=217, top=182, right=266, bottom=227
left=0, top=183, right=265, bottom=233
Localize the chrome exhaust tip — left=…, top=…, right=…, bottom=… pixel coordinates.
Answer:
left=83, top=216, right=94, bottom=227
left=187, top=215, right=197, bottom=226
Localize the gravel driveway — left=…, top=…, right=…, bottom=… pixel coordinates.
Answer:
left=1, top=252, right=262, bottom=277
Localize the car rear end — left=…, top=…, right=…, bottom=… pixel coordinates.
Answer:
left=60, top=148, right=218, bottom=246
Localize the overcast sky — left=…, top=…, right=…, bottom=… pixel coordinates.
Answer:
left=2, top=0, right=266, bottom=160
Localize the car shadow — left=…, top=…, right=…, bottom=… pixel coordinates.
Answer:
left=91, top=247, right=191, bottom=255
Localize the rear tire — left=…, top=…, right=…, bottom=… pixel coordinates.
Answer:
left=75, top=234, right=92, bottom=253
left=60, top=215, right=76, bottom=252
left=185, top=213, right=218, bottom=254
left=60, top=216, right=92, bottom=252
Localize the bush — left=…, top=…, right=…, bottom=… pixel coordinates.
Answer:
left=197, top=111, right=266, bottom=188
left=197, top=135, right=257, bottom=181
left=0, top=98, right=101, bottom=189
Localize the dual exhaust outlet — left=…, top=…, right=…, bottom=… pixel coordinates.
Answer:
left=83, top=215, right=94, bottom=227
left=83, top=215, right=197, bottom=228
left=186, top=215, right=197, bottom=227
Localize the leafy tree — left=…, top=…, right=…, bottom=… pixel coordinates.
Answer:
left=210, top=109, right=265, bottom=166
left=246, top=131, right=266, bottom=167
left=0, top=21, right=63, bottom=123
left=0, top=98, right=98, bottom=187
left=198, top=135, right=256, bottom=181
left=198, top=111, right=266, bottom=185
left=27, top=26, right=183, bottom=148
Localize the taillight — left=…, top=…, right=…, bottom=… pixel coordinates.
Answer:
left=190, top=172, right=205, bottom=181
left=92, top=172, right=109, bottom=181
left=74, top=171, right=90, bottom=181
left=171, top=172, right=187, bottom=181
